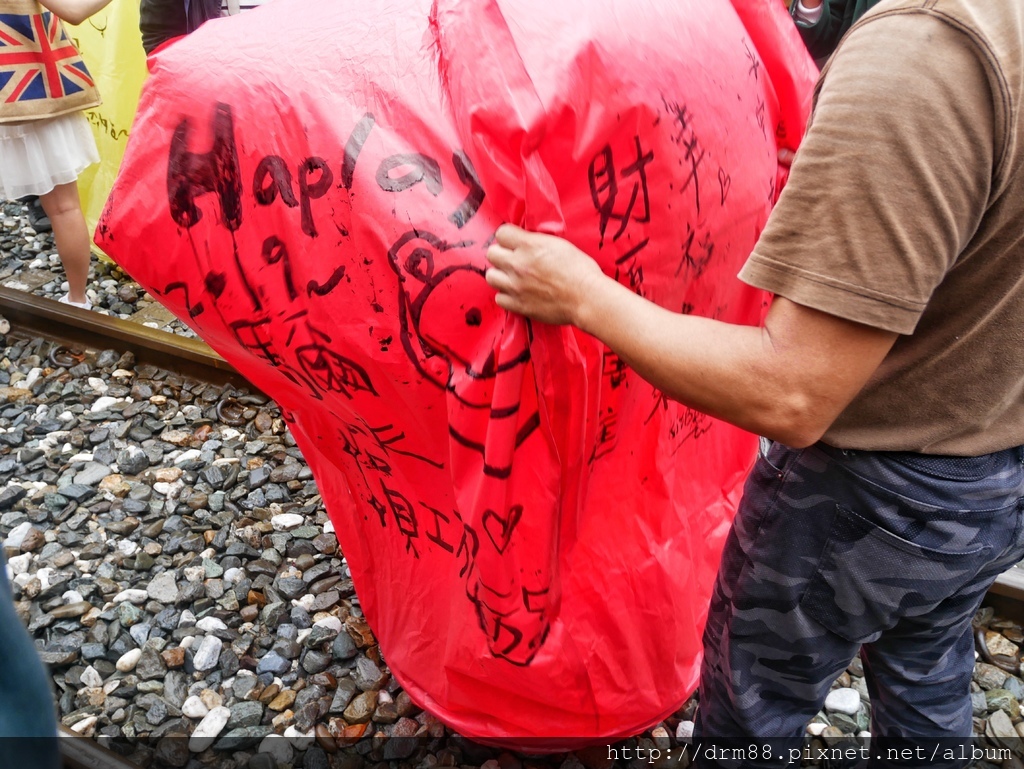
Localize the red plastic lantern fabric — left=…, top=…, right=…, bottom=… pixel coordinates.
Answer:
left=97, top=0, right=816, bottom=745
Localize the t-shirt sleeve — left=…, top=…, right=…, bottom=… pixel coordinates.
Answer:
left=740, top=11, right=997, bottom=335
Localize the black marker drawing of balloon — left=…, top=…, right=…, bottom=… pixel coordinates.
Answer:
left=387, top=229, right=540, bottom=479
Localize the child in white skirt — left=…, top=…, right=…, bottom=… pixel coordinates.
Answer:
left=0, top=0, right=116, bottom=310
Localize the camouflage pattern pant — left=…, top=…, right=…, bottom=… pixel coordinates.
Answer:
left=694, top=441, right=1024, bottom=768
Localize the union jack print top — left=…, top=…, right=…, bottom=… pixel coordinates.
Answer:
left=0, top=0, right=100, bottom=122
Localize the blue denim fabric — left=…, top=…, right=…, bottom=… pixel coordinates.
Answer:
left=694, top=441, right=1024, bottom=768
left=0, top=549, right=59, bottom=769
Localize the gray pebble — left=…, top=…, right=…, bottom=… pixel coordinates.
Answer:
left=256, top=651, right=291, bottom=677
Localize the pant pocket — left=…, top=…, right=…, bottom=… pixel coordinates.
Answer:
left=757, top=437, right=792, bottom=474
left=799, top=504, right=991, bottom=643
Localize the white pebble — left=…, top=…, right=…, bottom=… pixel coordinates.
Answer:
left=68, top=453, right=93, bottom=463
left=183, top=566, right=205, bottom=583
left=192, top=636, right=223, bottom=671
left=323, top=519, right=335, bottom=535
left=153, top=480, right=184, bottom=499
left=174, top=449, right=202, bottom=465
left=196, top=617, right=227, bottom=633
left=179, top=635, right=196, bottom=651
left=35, top=567, right=51, bottom=589
left=189, top=707, right=230, bottom=752
left=222, top=568, right=243, bottom=586
left=70, top=716, right=98, bottom=736
left=296, top=594, right=315, bottom=611
left=675, top=720, right=694, bottom=743
left=824, top=687, right=861, bottom=716
left=271, top=513, right=304, bottom=532
left=806, top=722, right=827, bottom=737
left=116, top=649, right=142, bottom=673
left=86, top=377, right=108, bottom=393
left=62, top=590, right=84, bottom=604
left=5, top=520, right=32, bottom=550
left=296, top=629, right=312, bottom=645
left=117, top=540, right=139, bottom=557
left=313, top=616, right=342, bottom=634
left=178, top=609, right=196, bottom=627
left=12, top=573, right=30, bottom=588
left=91, top=396, right=120, bottom=413
left=7, top=553, right=31, bottom=575
left=80, top=666, right=103, bottom=688
left=181, top=695, right=209, bottom=719
left=113, top=589, right=148, bottom=605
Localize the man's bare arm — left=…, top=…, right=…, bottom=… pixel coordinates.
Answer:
left=486, top=225, right=897, bottom=447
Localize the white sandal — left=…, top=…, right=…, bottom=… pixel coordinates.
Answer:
left=58, top=293, right=92, bottom=311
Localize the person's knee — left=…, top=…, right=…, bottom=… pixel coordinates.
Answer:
left=39, top=183, right=82, bottom=218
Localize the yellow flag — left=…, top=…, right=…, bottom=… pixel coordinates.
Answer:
left=66, top=1, right=148, bottom=256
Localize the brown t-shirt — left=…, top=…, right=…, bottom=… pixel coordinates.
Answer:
left=740, top=0, right=1024, bottom=456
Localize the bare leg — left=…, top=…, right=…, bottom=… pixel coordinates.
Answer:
left=38, top=181, right=90, bottom=305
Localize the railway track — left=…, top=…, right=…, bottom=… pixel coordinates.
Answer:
left=1, top=285, right=1024, bottom=768
left=59, top=724, right=138, bottom=769
left=9, top=287, right=1022, bottom=606
left=986, top=570, right=1024, bottom=626
left=0, top=287, right=243, bottom=389
left=0, top=286, right=246, bottom=769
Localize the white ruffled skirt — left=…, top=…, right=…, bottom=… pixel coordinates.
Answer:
left=0, top=111, right=99, bottom=199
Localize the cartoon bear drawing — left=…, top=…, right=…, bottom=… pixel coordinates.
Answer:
left=388, top=228, right=552, bottom=665
left=387, top=228, right=540, bottom=478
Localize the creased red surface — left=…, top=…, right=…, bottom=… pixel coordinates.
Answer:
left=97, top=0, right=816, bottom=744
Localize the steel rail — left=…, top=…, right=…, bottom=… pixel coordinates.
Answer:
left=985, top=568, right=1024, bottom=625
left=0, top=286, right=248, bottom=389
left=59, top=726, right=142, bottom=769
